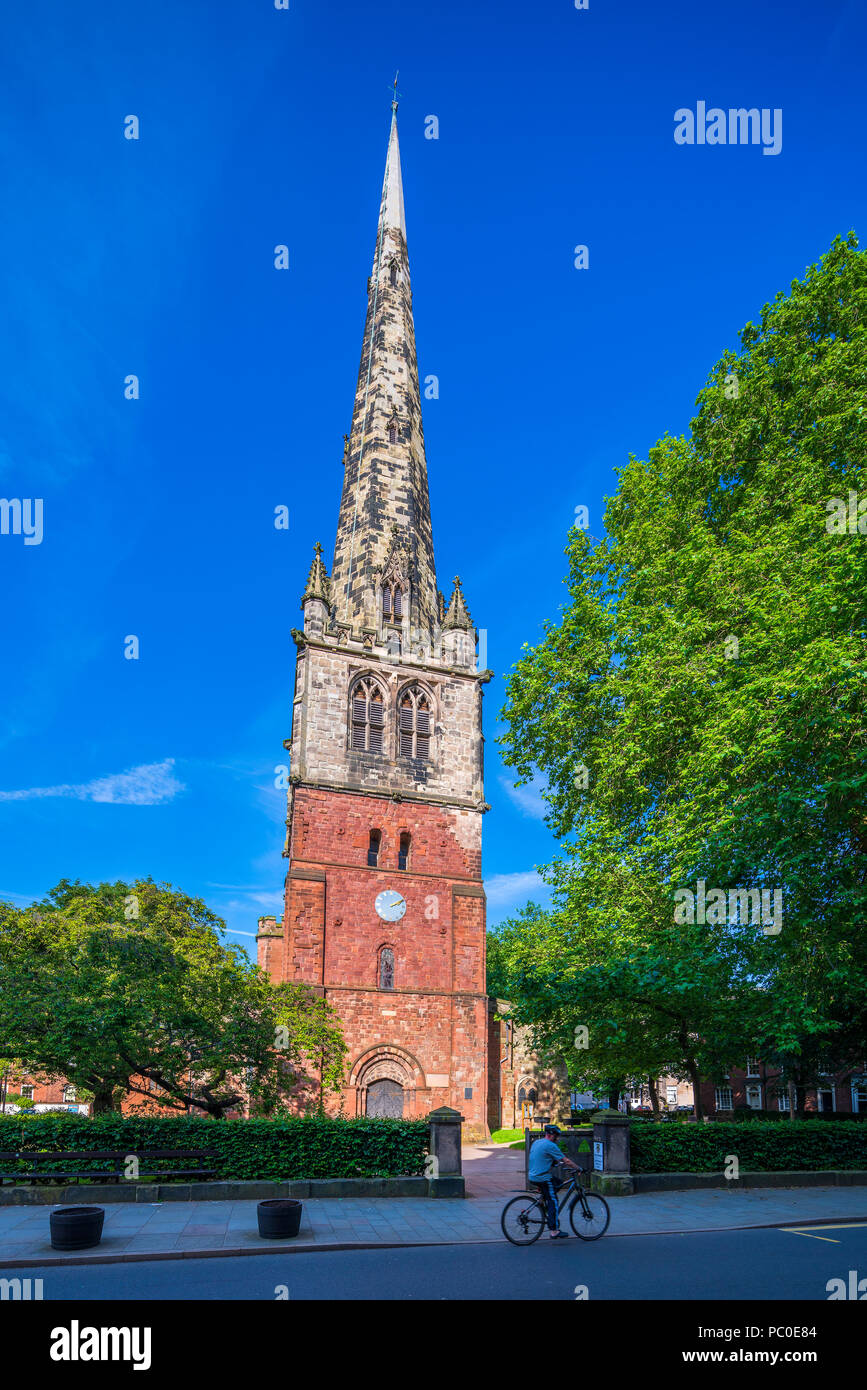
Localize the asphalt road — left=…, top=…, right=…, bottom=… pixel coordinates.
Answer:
left=11, top=1223, right=867, bottom=1301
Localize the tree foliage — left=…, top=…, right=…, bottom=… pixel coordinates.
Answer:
left=0, top=878, right=347, bottom=1118
left=496, top=234, right=867, bottom=1107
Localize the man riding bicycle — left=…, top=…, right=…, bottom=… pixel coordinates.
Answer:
left=527, top=1123, right=579, bottom=1240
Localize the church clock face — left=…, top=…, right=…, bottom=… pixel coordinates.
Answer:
left=375, top=890, right=407, bottom=923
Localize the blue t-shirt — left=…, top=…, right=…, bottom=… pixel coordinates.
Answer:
left=528, top=1137, right=564, bottom=1182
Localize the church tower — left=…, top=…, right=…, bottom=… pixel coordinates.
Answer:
left=257, top=101, right=491, bottom=1140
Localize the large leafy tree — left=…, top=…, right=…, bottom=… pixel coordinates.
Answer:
left=0, top=879, right=346, bottom=1118
left=497, top=234, right=867, bottom=1109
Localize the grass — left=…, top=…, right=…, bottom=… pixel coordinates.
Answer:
left=490, top=1128, right=524, bottom=1144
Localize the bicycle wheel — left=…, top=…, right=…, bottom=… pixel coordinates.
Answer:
left=568, top=1189, right=610, bottom=1240
left=501, top=1193, right=546, bottom=1245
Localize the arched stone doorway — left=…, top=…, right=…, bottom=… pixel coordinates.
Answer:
left=350, top=1045, right=425, bottom=1118
left=366, top=1077, right=404, bottom=1117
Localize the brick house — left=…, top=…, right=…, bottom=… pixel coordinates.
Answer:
left=698, top=1059, right=867, bottom=1117
left=625, top=1061, right=867, bottom=1117
left=257, top=104, right=491, bottom=1140
left=0, top=1070, right=88, bottom=1115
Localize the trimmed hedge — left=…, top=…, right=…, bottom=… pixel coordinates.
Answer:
left=630, top=1119, right=867, bottom=1173
left=0, top=1113, right=429, bottom=1181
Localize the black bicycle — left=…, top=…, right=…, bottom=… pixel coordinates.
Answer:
left=500, top=1171, right=610, bottom=1245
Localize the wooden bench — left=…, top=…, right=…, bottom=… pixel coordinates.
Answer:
left=0, top=1149, right=218, bottom=1185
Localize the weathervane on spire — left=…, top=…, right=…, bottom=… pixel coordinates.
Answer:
left=391, top=70, right=400, bottom=113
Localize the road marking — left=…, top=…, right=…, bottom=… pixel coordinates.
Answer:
left=780, top=1222, right=867, bottom=1244
left=786, top=1222, right=867, bottom=1233
left=783, top=1230, right=840, bottom=1243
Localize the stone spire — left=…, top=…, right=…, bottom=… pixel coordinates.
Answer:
left=443, top=576, right=473, bottom=631
left=329, top=107, right=438, bottom=638
left=301, top=541, right=330, bottom=605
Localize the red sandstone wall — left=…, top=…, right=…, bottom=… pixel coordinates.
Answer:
left=289, top=786, right=481, bottom=880
left=275, top=786, right=489, bottom=1137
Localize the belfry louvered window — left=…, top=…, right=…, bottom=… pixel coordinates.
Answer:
left=399, top=687, right=431, bottom=760
left=350, top=678, right=385, bottom=753
left=382, top=585, right=402, bottom=622
left=388, top=422, right=398, bottom=444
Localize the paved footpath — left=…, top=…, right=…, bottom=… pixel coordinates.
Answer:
left=462, top=1142, right=526, bottom=1196
left=1, top=1145, right=865, bottom=1269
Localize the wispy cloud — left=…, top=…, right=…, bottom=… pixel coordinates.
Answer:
left=217, top=890, right=284, bottom=913
left=0, top=888, right=39, bottom=905
left=0, top=759, right=184, bottom=806
left=499, top=774, right=549, bottom=821
left=484, top=869, right=551, bottom=916
left=206, top=881, right=275, bottom=893
left=206, top=878, right=283, bottom=926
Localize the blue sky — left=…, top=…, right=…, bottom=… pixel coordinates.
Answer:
left=1, top=0, right=865, bottom=955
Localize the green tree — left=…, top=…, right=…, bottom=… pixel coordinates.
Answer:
left=497, top=234, right=867, bottom=1105
left=0, top=879, right=346, bottom=1118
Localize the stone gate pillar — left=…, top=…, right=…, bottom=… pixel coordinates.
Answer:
left=426, top=1106, right=465, bottom=1198
left=590, top=1109, right=633, bottom=1195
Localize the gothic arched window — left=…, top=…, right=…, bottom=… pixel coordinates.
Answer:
left=350, top=676, right=385, bottom=753
left=398, top=832, right=410, bottom=871
left=389, top=259, right=398, bottom=287
left=399, top=686, right=431, bottom=760
left=382, top=586, right=392, bottom=617
left=393, top=586, right=402, bottom=619
left=379, top=947, right=395, bottom=990
left=368, top=829, right=381, bottom=867
left=388, top=421, right=398, bottom=444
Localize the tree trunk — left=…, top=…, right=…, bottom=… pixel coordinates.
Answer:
left=607, top=1079, right=623, bottom=1111
left=686, top=1060, right=704, bottom=1119
left=677, top=1023, right=704, bottom=1119
left=647, top=1076, right=660, bottom=1117
left=90, top=1085, right=119, bottom=1116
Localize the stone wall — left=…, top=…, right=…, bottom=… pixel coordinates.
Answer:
left=289, top=639, right=486, bottom=809
left=261, top=786, right=490, bottom=1141
left=487, top=999, right=571, bottom=1131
